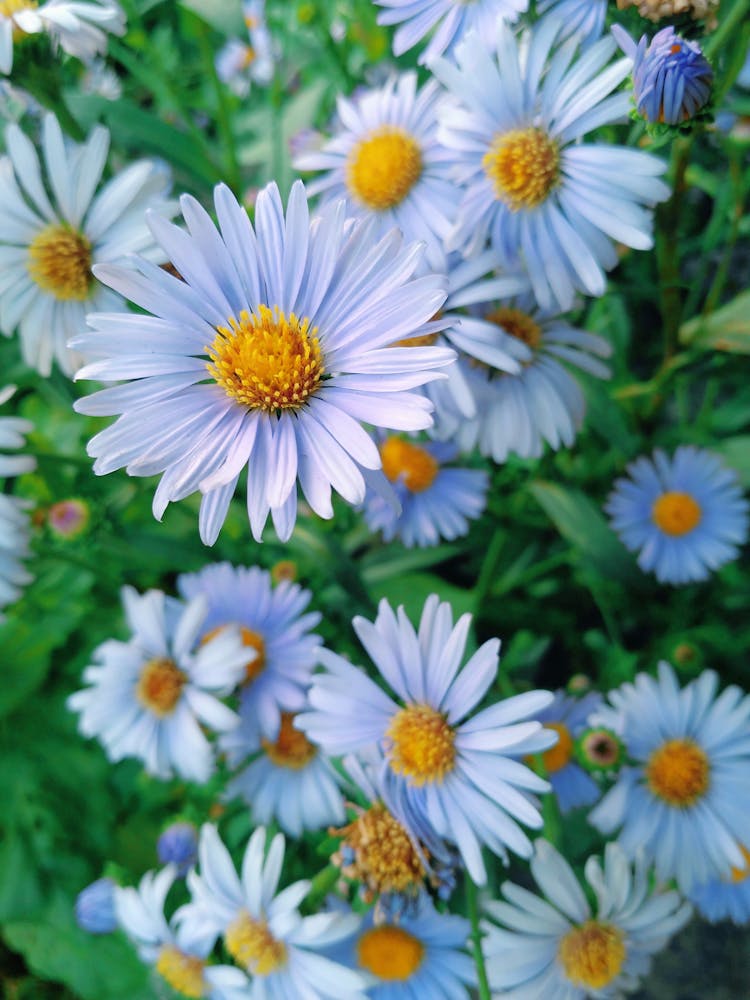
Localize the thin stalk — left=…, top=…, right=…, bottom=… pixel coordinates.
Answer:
left=466, top=875, right=492, bottom=1000
left=195, top=20, right=242, bottom=193
left=704, top=0, right=750, bottom=61
left=655, top=136, right=693, bottom=365
left=701, top=150, right=745, bottom=316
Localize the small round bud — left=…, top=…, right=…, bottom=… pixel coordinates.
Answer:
left=157, top=822, right=198, bottom=875
left=576, top=727, right=625, bottom=774
left=75, top=878, right=117, bottom=934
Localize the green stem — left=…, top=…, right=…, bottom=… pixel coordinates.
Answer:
left=466, top=875, right=492, bottom=1000
left=702, top=150, right=745, bottom=316
left=704, top=0, right=750, bottom=60
left=26, top=449, right=93, bottom=469
left=195, top=20, right=242, bottom=193
left=304, top=864, right=340, bottom=912
left=655, top=136, right=693, bottom=365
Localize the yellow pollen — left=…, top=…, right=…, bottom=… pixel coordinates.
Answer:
left=136, top=658, right=186, bottom=716
left=347, top=128, right=423, bottom=211
left=542, top=722, right=574, bottom=774
left=0, top=0, right=37, bottom=38
left=487, top=307, right=542, bottom=353
left=206, top=306, right=324, bottom=412
left=262, top=713, right=317, bottom=769
left=387, top=704, right=456, bottom=785
left=729, top=846, right=750, bottom=883
left=241, top=45, right=256, bottom=68
left=357, top=926, right=425, bottom=982
left=558, top=921, right=626, bottom=989
left=391, top=332, right=439, bottom=348
left=336, top=801, right=427, bottom=897
left=646, top=738, right=710, bottom=807
left=380, top=437, right=439, bottom=494
left=483, top=127, right=560, bottom=211
left=28, top=224, right=92, bottom=301
left=651, top=492, right=702, bottom=536
left=202, top=624, right=266, bottom=682
left=225, top=910, right=287, bottom=976
left=155, top=947, right=206, bottom=999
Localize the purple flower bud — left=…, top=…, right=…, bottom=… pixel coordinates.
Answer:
left=75, top=878, right=117, bottom=934
left=157, top=821, right=198, bottom=875
left=613, top=25, right=713, bottom=124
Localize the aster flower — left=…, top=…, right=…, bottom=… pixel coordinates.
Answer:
left=225, top=711, right=347, bottom=838
left=606, top=447, right=748, bottom=585
left=537, top=0, right=608, bottom=48
left=0, top=384, right=34, bottom=616
left=613, top=25, right=714, bottom=125
left=115, top=866, right=251, bottom=1000
left=294, top=72, right=458, bottom=270
left=536, top=691, right=602, bottom=814
left=452, top=289, right=611, bottom=462
left=329, top=895, right=475, bottom=998
left=158, top=822, right=199, bottom=876
left=373, top=0, right=527, bottom=65
left=298, top=595, right=556, bottom=885
left=433, top=20, right=670, bottom=311
left=73, top=180, right=454, bottom=544
left=0, top=112, right=172, bottom=375
left=75, top=877, right=117, bottom=934
left=216, top=0, right=274, bottom=97
left=67, top=587, right=249, bottom=782
left=483, top=839, right=691, bottom=997
left=363, top=435, right=488, bottom=547
left=175, top=825, right=370, bottom=999
left=0, top=0, right=125, bottom=75
left=178, top=562, right=322, bottom=746
left=589, top=662, right=750, bottom=894
left=689, top=847, right=750, bottom=925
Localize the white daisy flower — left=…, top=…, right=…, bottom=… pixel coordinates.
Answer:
left=298, top=594, right=556, bottom=885
left=67, top=587, right=249, bottom=782
left=115, top=865, right=251, bottom=1000
left=73, top=180, right=454, bottom=544
left=374, top=0, right=527, bottom=65
left=176, top=824, right=370, bottom=999
left=0, top=0, right=125, bottom=75
left=0, top=383, right=34, bottom=616
left=294, top=72, right=458, bottom=270
left=215, top=0, right=275, bottom=97
left=483, top=839, right=691, bottom=997
left=433, top=19, right=670, bottom=311
left=0, top=112, right=173, bottom=375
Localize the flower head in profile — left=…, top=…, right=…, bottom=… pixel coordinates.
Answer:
left=295, top=72, right=457, bottom=270
left=75, top=877, right=117, bottom=935
left=613, top=25, right=714, bottom=125
left=158, top=822, right=199, bottom=876
left=0, top=384, right=34, bottom=617
left=434, top=19, right=670, bottom=311
left=606, top=447, right=748, bottom=584
left=689, top=845, right=750, bottom=925
left=115, top=865, right=250, bottom=1000
left=298, top=595, right=556, bottom=884
left=364, top=436, right=488, bottom=547
left=178, top=562, right=322, bottom=747
left=589, top=662, right=750, bottom=893
left=483, top=839, right=691, bottom=997
left=67, top=587, right=249, bottom=782
left=0, top=113, right=172, bottom=374
left=535, top=691, right=603, bottom=814
left=0, top=0, right=125, bottom=75
left=175, top=825, right=369, bottom=999
left=73, top=180, right=454, bottom=544
left=373, top=0, right=527, bottom=65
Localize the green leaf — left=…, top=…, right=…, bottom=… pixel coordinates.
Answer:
left=715, top=435, right=750, bottom=487
left=529, top=481, right=639, bottom=584
left=679, top=291, right=750, bottom=354
left=370, top=571, right=476, bottom=623
left=179, top=0, right=244, bottom=34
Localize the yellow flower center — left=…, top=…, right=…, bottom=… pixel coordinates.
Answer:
left=386, top=704, right=456, bottom=785
left=380, top=437, right=439, bottom=494
left=651, top=492, right=702, bottom=536
left=225, top=910, right=287, bottom=976
left=28, top=224, right=92, bottom=301
left=204, top=623, right=267, bottom=683
left=487, top=307, right=542, bottom=353
left=357, top=926, right=425, bottom=982
left=558, top=921, right=626, bottom=989
left=483, top=127, right=560, bottom=211
left=646, top=738, right=710, bottom=807
left=337, top=802, right=427, bottom=898
left=730, top=846, right=750, bottom=883
left=392, top=332, right=439, bottom=348
left=347, top=128, right=423, bottom=211
left=262, top=713, right=317, bottom=769
left=206, top=306, right=324, bottom=413
left=542, top=722, right=574, bottom=774
left=155, top=947, right=206, bottom=999
left=0, top=0, right=37, bottom=39
left=136, top=658, right=186, bottom=716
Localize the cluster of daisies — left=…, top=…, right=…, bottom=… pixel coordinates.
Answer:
left=71, top=573, right=750, bottom=998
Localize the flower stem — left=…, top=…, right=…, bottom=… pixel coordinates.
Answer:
left=465, top=874, right=491, bottom=1000
left=194, top=18, right=242, bottom=194
left=655, top=135, right=693, bottom=364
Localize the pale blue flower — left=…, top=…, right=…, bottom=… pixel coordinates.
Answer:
left=606, top=447, right=748, bottom=585
left=536, top=691, right=602, bottom=814
left=158, top=822, right=199, bottom=875
left=298, top=595, right=555, bottom=885
left=483, top=839, right=691, bottom=997
left=73, top=181, right=454, bottom=544
left=75, top=878, right=117, bottom=934
left=433, top=19, right=670, bottom=311
left=538, top=0, right=607, bottom=48
left=589, top=662, right=750, bottom=893
left=689, top=861, right=750, bottom=925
